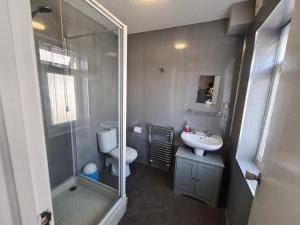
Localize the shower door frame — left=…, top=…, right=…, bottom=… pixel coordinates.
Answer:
left=68, top=0, right=128, bottom=200
left=72, top=0, right=129, bottom=223
left=65, top=0, right=129, bottom=222
left=83, top=0, right=128, bottom=205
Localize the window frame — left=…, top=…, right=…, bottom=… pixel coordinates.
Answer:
left=40, top=70, right=76, bottom=138
left=255, top=23, right=291, bottom=165
left=232, top=24, right=291, bottom=196
left=46, top=72, right=77, bottom=125
left=37, top=40, right=78, bottom=138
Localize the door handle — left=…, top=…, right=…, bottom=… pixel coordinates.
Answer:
left=245, top=171, right=262, bottom=184
left=40, top=210, right=52, bottom=225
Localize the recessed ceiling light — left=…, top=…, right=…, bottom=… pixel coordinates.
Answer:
left=140, top=0, right=156, bottom=3
left=175, top=42, right=187, bottom=50
left=32, top=21, right=46, bottom=30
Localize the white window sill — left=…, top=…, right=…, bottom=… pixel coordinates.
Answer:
left=236, top=157, right=261, bottom=196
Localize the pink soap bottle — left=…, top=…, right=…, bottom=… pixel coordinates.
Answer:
left=184, top=121, right=191, bottom=132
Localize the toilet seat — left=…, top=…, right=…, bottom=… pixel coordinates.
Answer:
left=109, top=146, right=138, bottom=163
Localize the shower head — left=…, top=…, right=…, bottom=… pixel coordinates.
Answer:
left=32, top=5, right=52, bottom=18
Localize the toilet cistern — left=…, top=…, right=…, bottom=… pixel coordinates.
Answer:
left=181, top=131, right=223, bottom=156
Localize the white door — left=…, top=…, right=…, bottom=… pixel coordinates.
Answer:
left=0, top=0, right=53, bottom=224
left=247, top=2, right=300, bottom=225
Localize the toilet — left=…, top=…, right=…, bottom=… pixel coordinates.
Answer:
left=97, top=128, right=138, bottom=177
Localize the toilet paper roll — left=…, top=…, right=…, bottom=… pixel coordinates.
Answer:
left=133, top=126, right=143, bottom=134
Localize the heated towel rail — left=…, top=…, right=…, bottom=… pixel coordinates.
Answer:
left=148, top=124, right=174, bottom=168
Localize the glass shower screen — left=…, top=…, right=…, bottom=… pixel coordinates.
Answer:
left=31, top=0, right=125, bottom=224
left=63, top=0, right=121, bottom=189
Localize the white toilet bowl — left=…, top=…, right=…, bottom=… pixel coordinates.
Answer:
left=109, top=146, right=138, bottom=177
left=97, top=128, right=138, bottom=177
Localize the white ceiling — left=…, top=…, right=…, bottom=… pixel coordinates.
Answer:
left=98, top=0, right=248, bottom=34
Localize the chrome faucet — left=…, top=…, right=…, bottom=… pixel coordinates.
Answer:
left=191, top=129, right=201, bottom=134
left=204, top=130, right=214, bottom=137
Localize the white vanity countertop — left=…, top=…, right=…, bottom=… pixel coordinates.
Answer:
left=176, top=147, right=224, bottom=168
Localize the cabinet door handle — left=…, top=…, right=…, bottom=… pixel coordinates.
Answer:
left=197, top=179, right=200, bottom=182
left=191, top=178, right=195, bottom=181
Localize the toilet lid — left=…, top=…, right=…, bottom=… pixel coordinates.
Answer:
left=109, top=146, right=138, bottom=162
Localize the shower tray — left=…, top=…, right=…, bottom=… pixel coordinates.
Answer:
left=52, top=176, right=118, bottom=225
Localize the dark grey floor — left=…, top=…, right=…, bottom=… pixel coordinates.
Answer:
left=119, top=163, right=227, bottom=225
left=101, top=166, right=119, bottom=190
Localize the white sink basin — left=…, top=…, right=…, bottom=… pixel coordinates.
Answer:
left=181, top=131, right=223, bottom=156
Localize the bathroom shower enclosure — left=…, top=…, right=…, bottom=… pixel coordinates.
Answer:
left=30, top=0, right=127, bottom=224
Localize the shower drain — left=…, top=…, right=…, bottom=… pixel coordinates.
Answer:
left=69, top=186, right=77, bottom=192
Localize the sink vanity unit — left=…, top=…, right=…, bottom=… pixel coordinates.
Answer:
left=174, top=147, right=224, bottom=207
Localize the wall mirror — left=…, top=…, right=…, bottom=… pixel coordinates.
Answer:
left=196, top=75, right=221, bottom=104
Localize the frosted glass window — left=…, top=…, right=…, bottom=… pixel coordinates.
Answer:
left=47, top=73, right=76, bottom=125
left=40, top=49, right=71, bottom=66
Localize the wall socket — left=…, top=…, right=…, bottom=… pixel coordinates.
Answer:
left=255, top=0, right=264, bottom=16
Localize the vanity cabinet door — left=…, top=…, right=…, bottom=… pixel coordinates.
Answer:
left=174, top=158, right=197, bottom=196
left=194, top=163, right=222, bottom=206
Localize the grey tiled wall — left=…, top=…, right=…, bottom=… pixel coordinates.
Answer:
left=127, top=20, right=244, bottom=164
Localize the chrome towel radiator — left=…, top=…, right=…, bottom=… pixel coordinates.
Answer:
left=148, top=124, right=174, bottom=167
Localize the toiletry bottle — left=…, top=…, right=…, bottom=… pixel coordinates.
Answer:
left=184, top=121, right=191, bottom=132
